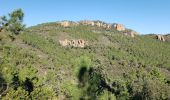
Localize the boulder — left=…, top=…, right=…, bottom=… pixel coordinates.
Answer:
left=114, top=24, right=125, bottom=31
left=123, top=30, right=138, bottom=38
left=78, top=39, right=88, bottom=48
left=123, top=29, right=138, bottom=37
left=164, top=34, right=170, bottom=41
left=156, top=35, right=165, bottom=42
left=124, top=32, right=134, bottom=37
left=59, top=39, right=69, bottom=46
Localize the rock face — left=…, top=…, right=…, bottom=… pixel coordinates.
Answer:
left=123, top=29, right=138, bottom=38
left=58, top=20, right=138, bottom=37
left=59, top=21, right=78, bottom=27
left=124, top=32, right=135, bottom=37
left=59, top=20, right=112, bottom=29
left=59, top=39, right=88, bottom=48
left=59, top=20, right=129, bottom=32
left=79, top=20, right=112, bottom=29
left=114, top=24, right=125, bottom=31
left=156, top=35, right=165, bottom=42
left=164, top=34, right=170, bottom=42
left=79, top=20, right=95, bottom=26
left=59, top=21, right=70, bottom=27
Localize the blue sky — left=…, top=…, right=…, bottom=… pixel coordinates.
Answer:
left=0, top=0, right=170, bottom=34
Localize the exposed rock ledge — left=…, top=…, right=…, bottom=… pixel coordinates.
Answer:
left=59, top=39, right=88, bottom=48
left=58, top=20, right=138, bottom=38
left=58, top=20, right=124, bottom=30
left=156, top=35, right=165, bottom=42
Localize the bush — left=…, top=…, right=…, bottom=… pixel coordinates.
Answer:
left=3, top=87, right=29, bottom=100
left=30, top=87, right=56, bottom=100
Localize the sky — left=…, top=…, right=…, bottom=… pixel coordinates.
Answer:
left=0, top=0, right=170, bottom=34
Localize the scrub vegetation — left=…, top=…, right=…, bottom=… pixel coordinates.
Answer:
left=0, top=9, right=170, bottom=100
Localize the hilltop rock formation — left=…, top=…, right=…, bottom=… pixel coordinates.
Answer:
left=58, top=20, right=138, bottom=37
left=156, top=35, right=165, bottom=42
left=79, top=20, right=112, bottom=29
left=59, top=20, right=112, bottom=29
left=79, top=20, right=95, bottom=26
left=59, top=39, right=88, bottom=48
left=59, top=20, right=127, bottom=31
left=59, top=21, right=70, bottom=27
left=59, top=21, right=78, bottom=27
left=114, top=24, right=125, bottom=31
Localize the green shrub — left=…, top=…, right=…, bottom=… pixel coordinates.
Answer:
left=30, top=87, right=56, bottom=100
left=3, top=87, right=29, bottom=100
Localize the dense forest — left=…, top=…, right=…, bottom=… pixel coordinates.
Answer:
left=0, top=9, right=170, bottom=100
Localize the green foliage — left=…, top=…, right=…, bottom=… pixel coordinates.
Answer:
left=142, top=80, right=170, bottom=100
left=1, top=15, right=170, bottom=99
left=78, top=68, right=105, bottom=100
left=3, top=87, right=29, bottom=100
left=0, top=16, right=8, bottom=27
left=3, top=87, right=56, bottom=100
left=112, top=79, right=129, bottom=99
left=75, top=57, right=108, bottom=100
left=1, top=63, right=17, bottom=84
left=18, top=66, right=37, bottom=83
left=44, top=71, right=56, bottom=85
left=20, top=33, right=57, bottom=55
left=30, top=87, right=56, bottom=100
left=61, top=82, right=81, bottom=100
left=98, top=90, right=116, bottom=100
left=121, top=67, right=170, bottom=100
left=74, top=56, right=92, bottom=75
left=0, top=9, right=25, bottom=35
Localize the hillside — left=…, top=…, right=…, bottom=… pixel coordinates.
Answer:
left=1, top=20, right=170, bottom=100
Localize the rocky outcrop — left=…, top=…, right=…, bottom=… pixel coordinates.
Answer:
left=59, top=20, right=112, bottom=29
left=59, top=21, right=78, bottom=27
left=124, top=32, right=135, bottom=37
left=59, top=39, right=88, bottom=48
left=79, top=20, right=112, bottom=29
left=164, top=34, right=170, bottom=42
left=58, top=20, right=130, bottom=32
left=59, top=21, right=70, bottom=27
left=58, top=20, right=138, bottom=37
left=123, top=29, right=138, bottom=38
left=114, top=24, right=125, bottom=31
left=79, top=20, right=95, bottom=26
left=156, top=35, right=165, bottom=42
